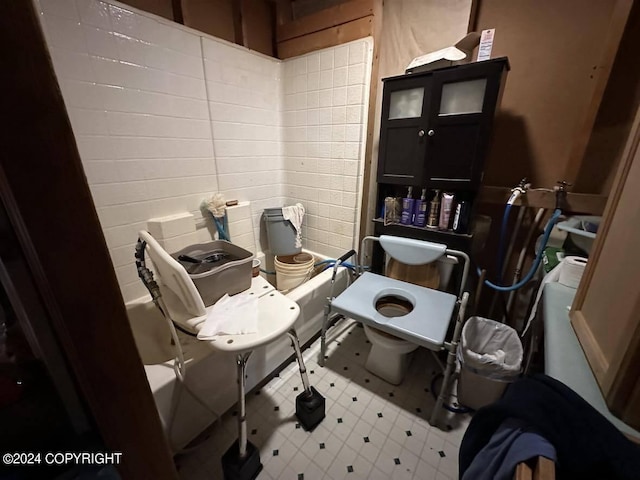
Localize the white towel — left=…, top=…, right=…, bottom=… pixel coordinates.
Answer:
left=197, top=293, right=258, bottom=339
left=521, top=256, right=587, bottom=336
left=282, top=203, right=305, bottom=248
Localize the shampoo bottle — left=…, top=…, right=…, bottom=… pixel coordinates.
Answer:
left=413, top=188, right=428, bottom=227
left=439, top=192, right=455, bottom=230
left=400, top=187, right=415, bottom=225
left=427, top=190, right=441, bottom=228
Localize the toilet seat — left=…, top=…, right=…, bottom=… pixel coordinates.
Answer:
left=331, top=272, right=457, bottom=350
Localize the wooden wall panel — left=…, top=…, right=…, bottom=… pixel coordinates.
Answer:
left=277, top=0, right=373, bottom=42
left=182, top=0, right=236, bottom=43
left=575, top=1, right=640, bottom=195
left=477, top=186, right=607, bottom=215
left=292, top=0, right=348, bottom=19
left=242, top=0, right=275, bottom=56
left=571, top=104, right=640, bottom=428
left=562, top=0, right=633, bottom=189
left=474, top=0, right=623, bottom=190
left=277, top=15, right=373, bottom=59
left=578, top=129, right=640, bottom=378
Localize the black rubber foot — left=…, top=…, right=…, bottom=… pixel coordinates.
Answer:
left=296, top=386, right=325, bottom=431
left=221, top=440, right=262, bottom=480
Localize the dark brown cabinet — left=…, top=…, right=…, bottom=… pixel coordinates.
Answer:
left=377, top=58, right=509, bottom=190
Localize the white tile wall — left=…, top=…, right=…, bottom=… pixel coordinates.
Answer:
left=36, top=0, right=372, bottom=300
left=36, top=0, right=218, bottom=301
left=282, top=39, right=373, bottom=259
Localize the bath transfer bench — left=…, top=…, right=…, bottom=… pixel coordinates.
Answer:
left=135, top=231, right=326, bottom=480
left=321, top=235, right=470, bottom=427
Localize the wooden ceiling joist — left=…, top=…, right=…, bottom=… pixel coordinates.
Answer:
left=277, top=0, right=373, bottom=42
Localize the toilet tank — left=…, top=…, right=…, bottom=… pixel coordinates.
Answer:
left=384, top=254, right=458, bottom=291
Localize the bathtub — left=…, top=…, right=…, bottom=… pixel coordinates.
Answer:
left=126, top=251, right=350, bottom=450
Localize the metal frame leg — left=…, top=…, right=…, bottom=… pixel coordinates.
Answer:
left=320, top=251, right=355, bottom=367
left=236, top=351, right=252, bottom=458
left=319, top=304, right=331, bottom=367
left=430, top=293, right=468, bottom=427
left=288, top=328, right=326, bottom=430
left=222, top=351, right=262, bottom=480
left=287, top=329, right=311, bottom=396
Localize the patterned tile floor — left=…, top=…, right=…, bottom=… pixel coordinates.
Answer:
left=176, top=319, right=470, bottom=479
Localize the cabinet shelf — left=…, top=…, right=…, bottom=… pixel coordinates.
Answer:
left=377, top=57, right=509, bottom=190
left=372, top=218, right=472, bottom=239
left=372, top=218, right=474, bottom=255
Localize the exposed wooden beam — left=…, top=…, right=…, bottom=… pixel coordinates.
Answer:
left=478, top=185, right=608, bottom=215
left=277, top=15, right=372, bottom=59
left=563, top=0, right=633, bottom=185
left=357, top=0, right=382, bottom=245
left=467, top=0, right=480, bottom=33
left=275, top=0, right=293, bottom=26
left=172, top=0, right=184, bottom=23
left=277, top=0, right=373, bottom=42
left=232, top=0, right=247, bottom=47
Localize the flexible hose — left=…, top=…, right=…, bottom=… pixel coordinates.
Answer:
left=261, top=261, right=358, bottom=276
left=501, top=205, right=527, bottom=281
left=481, top=209, right=562, bottom=292
left=506, top=208, right=546, bottom=315
left=321, top=262, right=357, bottom=272
left=315, top=259, right=356, bottom=268
left=496, top=203, right=512, bottom=281
left=135, top=238, right=219, bottom=452
left=156, top=295, right=219, bottom=453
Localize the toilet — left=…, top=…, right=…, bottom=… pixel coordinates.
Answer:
left=363, top=256, right=458, bottom=385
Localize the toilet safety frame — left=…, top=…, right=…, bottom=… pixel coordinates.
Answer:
left=320, top=235, right=470, bottom=427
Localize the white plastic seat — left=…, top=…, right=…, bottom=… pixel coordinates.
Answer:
left=331, top=271, right=457, bottom=350
left=139, top=230, right=300, bottom=350
left=137, top=231, right=323, bottom=478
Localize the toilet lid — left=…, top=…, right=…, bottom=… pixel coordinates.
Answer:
left=331, top=272, right=457, bottom=350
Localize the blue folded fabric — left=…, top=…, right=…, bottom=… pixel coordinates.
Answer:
left=459, top=374, right=640, bottom=480
left=462, top=418, right=556, bottom=480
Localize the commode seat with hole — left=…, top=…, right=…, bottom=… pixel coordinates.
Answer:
left=362, top=255, right=459, bottom=384
left=137, top=231, right=325, bottom=480
left=320, top=235, right=470, bottom=427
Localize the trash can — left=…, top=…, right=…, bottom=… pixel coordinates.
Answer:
left=457, top=317, right=523, bottom=410
left=263, top=207, right=301, bottom=256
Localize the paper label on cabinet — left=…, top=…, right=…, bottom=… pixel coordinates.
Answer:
left=477, top=29, right=495, bottom=61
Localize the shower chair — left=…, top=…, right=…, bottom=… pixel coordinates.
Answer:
left=320, top=235, right=470, bottom=427
left=135, top=231, right=325, bottom=480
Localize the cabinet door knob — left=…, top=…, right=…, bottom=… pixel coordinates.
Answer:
left=427, top=129, right=435, bottom=137
left=418, top=129, right=425, bottom=137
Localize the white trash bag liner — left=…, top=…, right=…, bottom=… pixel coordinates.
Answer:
left=458, top=317, right=523, bottom=380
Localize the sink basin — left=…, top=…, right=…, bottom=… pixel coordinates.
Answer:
left=556, top=216, right=601, bottom=254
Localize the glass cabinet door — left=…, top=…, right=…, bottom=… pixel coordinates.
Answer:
left=388, top=87, right=425, bottom=119
left=439, top=78, right=487, bottom=116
